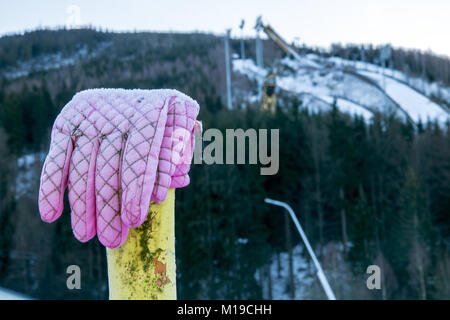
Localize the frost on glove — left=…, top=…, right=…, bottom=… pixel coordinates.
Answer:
left=38, top=88, right=200, bottom=248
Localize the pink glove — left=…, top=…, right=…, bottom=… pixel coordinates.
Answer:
left=38, top=89, right=199, bottom=248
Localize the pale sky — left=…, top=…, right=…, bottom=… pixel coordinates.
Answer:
left=1, top=0, right=449, bottom=56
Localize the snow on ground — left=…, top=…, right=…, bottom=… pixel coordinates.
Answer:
left=233, top=59, right=268, bottom=81
left=16, top=153, right=45, bottom=199
left=233, top=56, right=449, bottom=125
left=259, top=241, right=357, bottom=300
left=321, top=96, right=374, bottom=121
left=408, top=77, right=450, bottom=105
left=360, top=70, right=450, bottom=124
left=277, top=59, right=383, bottom=111
left=329, top=56, right=450, bottom=106
left=233, top=58, right=396, bottom=120
left=283, top=54, right=321, bottom=69
left=16, top=154, right=34, bottom=199
left=0, top=287, right=31, bottom=300
left=329, top=57, right=405, bottom=79
left=2, top=42, right=112, bottom=79
left=297, top=93, right=332, bottom=114
left=258, top=245, right=315, bottom=300
left=293, top=93, right=373, bottom=121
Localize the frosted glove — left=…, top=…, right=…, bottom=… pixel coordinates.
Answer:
left=38, top=89, right=199, bottom=248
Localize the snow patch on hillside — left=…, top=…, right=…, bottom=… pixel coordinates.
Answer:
left=16, top=153, right=45, bottom=199
left=258, top=245, right=315, bottom=300
left=233, top=59, right=267, bottom=80
left=2, top=42, right=112, bottom=79
left=322, top=97, right=374, bottom=121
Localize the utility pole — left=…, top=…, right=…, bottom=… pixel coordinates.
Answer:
left=256, top=32, right=263, bottom=100
left=293, top=37, right=301, bottom=50
left=256, top=33, right=263, bottom=67
left=224, top=28, right=233, bottom=109
left=255, top=16, right=264, bottom=100
left=380, top=45, right=391, bottom=90
left=421, top=52, right=426, bottom=91
left=239, top=19, right=245, bottom=59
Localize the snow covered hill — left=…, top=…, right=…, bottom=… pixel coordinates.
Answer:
left=359, top=70, right=448, bottom=123
left=233, top=55, right=450, bottom=125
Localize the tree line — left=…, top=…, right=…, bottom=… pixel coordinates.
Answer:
left=0, top=28, right=449, bottom=299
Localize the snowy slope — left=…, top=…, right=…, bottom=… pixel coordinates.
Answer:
left=329, top=56, right=450, bottom=105
left=234, top=58, right=403, bottom=121
left=322, top=96, right=373, bottom=121
left=233, top=55, right=450, bottom=125
left=359, top=70, right=449, bottom=123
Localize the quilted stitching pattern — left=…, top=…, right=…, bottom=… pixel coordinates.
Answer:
left=152, top=97, right=197, bottom=203
left=38, top=88, right=199, bottom=248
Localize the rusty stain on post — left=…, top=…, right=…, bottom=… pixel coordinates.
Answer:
left=106, top=188, right=176, bottom=300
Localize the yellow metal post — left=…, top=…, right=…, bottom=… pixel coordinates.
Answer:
left=106, top=188, right=176, bottom=300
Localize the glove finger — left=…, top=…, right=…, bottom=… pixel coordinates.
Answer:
left=152, top=98, right=198, bottom=202
left=121, top=106, right=168, bottom=228
left=95, top=133, right=129, bottom=248
left=168, top=105, right=198, bottom=188
left=39, top=131, right=73, bottom=222
left=151, top=114, right=175, bottom=203
left=68, top=134, right=100, bottom=242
